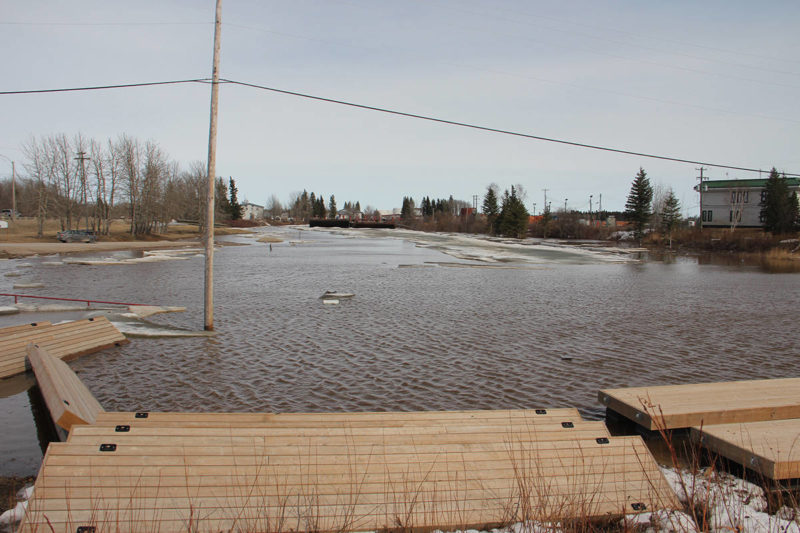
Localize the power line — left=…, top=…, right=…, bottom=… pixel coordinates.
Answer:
left=0, top=78, right=210, bottom=95
left=220, top=78, right=800, bottom=177
left=2, top=76, right=798, bottom=177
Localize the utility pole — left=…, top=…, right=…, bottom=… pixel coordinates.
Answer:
left=75, top=151, right=90, bottom=230
left=11, top=161, right=15, bottom=220
left=696, top=166, right=707, bottom=231
left=204, top=0, right=222, bottom=331
left=564, top=198, right=568, bottom=212
left=532, top=202, right=536, bottom=216
left=589, top=195, right=593, bottom=223
left=542, top=189, right=549, bottom=212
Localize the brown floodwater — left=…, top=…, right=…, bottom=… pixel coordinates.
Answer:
left=0, top=227, right=798, bottom=476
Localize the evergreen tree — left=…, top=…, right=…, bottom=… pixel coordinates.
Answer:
left=400, top=196, right=416, bottom=220
left=228, top=177, right=242, bottom=220
left=328, top=195, right=337, bottom=219
left=215, top=177, right=231, bottom=220
left=310, top=192, right=317, bottom=217
left=660, top=189, right=681, bottom=249
left=761, top=168, right=798, bottom=234
left=624, top=167, right=654, bottom=242
left=496, top=186, right=529, bottom=238
left=355, top=201, right=361, bottom=213
left=482, top=185, right=499, bottom=234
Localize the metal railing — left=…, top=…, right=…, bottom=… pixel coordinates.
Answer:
left=1, top=293, right=149, bottom=307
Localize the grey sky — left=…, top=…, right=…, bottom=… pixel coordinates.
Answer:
left=2, top=1, right=799, bottom=214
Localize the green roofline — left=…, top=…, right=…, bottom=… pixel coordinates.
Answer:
left=696, top=177, right=800, bottom=189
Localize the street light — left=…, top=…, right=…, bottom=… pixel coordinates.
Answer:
left=0, top=154, right=16, bottom=220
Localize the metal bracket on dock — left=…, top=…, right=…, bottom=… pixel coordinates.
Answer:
left=535, top=409, right=547, bottom=415
left=596, top=437, right=610, bottom=444
left=561, top=422, right=574, bottom=428
left=631, top=502, right=647, bottom=511
left=135, top=412, right=149, bottom=418
left=77, top=527, right=96, bottom=533
left=115, top=425, right=130, bottom=432
left=99, top=443, right=117, bottom=452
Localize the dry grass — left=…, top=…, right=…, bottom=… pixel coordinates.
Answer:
left=0, top=218, right=249, bottom=243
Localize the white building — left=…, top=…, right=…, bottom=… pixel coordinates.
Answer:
left=241, top=203, right=264, bottom=221
left=694, top=178, right=800, bottom=228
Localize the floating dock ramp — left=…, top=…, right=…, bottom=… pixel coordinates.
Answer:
left=0, top=316, right=128, bottom=379
left=600, top=378, right=800, bottom=481
left=19, top=347, right=678, bottom=532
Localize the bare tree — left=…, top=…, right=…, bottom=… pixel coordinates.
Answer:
left=21, top=136, right=55, bottom=237
left=265, top=194, right=283, bottom=220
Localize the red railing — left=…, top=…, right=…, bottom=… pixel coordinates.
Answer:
left=0, top=293, right=149, bottom=307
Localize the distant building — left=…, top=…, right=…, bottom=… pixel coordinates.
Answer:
left=694, top=178, right=800, bottom=228
left=241, top=203, right=264, bottom=221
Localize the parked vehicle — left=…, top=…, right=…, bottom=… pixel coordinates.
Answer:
left=57, top=229, right=97, bottom=243
left=0, top=209, right=20, bottom=218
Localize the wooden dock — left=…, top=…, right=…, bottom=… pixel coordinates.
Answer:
left=0, top=316, right=128, bottom=379
left=691, top=419, right=800, bottom=480
left=599, top=378, right=800, bottom=481
left=599, top=378, right=800, bottom=430
left=18, top=347, right=679, bottom=532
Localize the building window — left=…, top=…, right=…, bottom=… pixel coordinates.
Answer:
left=759, top=213, right=766, bottom=223
left=731, top=191, right=736, bottom=203
left=730, top=210, right=733, bottom=222
left=761, top=190, right=767, bottom=203
left=702, top=210, right=713, bottom=222
left=744, top=191, right=749, bottom=203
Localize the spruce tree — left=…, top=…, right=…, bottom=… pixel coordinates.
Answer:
left=660, top=189, right=681, bottom=249
left=761, top=168, right=798, bottom=234
left=482, top=185, right=499, bottom=234
left=624, top=167, right=653, bottom=242
left=497, top=186, right=529, bottom=238
left=328, top=195, right=337, bottom=219
left=227, top=177, right=242, bottom=220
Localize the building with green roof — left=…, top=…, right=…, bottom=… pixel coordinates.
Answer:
left=693, top=177, right=800, bottom=228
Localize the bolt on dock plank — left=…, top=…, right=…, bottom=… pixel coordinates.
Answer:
left=0, top=316, right=128, bottom=379
left=19, top=347, right=679, bottom=532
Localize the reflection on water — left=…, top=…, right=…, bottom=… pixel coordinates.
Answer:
left=0, top=228, right=798, bottom=476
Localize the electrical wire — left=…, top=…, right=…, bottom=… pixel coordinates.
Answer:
left=1, top=76, right=798, bottom=177
left=220, top=78, right=800, bottom=177
left=0, top=79, right=210, bottom=95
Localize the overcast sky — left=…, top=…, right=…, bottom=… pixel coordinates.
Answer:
left=2, top=1, right=799, bottom=214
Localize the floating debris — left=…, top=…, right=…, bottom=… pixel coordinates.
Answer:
left=322, top=299, right=339, bottom=305
left=320, top=290, right=355, bottom=299
left=13, top=282, right=44, bottom=289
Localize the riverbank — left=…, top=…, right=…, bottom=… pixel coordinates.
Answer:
left=0, top=220, right=251, bottom=258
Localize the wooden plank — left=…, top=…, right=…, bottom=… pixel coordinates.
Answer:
left=0, top=317, right=128, bottom=378
left=27, top=344, right=104, bottom=431
left=21, top=434, right=677, bottom=532
left=93, top=408, right=585, bottom=428
left=67, top=421, right=610, bottom=444
left=0, top=321, right=51, bottom=336
left=690, top=418, right=800, bottom=480
left=599, top=378, right=800, bottom=430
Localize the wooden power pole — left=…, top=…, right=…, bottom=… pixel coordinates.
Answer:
left=204, top=0, right=222, bottom=331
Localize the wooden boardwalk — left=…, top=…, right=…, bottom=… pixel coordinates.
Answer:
left=598, top=378, right=800, bottom=430
left=18, top=348, right=679, bottom=532
left=0, top=316, right=128, bottom=379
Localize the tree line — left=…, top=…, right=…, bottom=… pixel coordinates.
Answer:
left=1, top=133, right=252, bottom=237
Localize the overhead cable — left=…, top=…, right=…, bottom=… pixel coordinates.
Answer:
left=220, top=78, right=800, bottom=177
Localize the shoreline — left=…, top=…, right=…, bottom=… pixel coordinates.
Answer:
left=0, top=240, right=204, bottom=259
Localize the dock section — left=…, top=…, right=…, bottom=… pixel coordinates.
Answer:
left=600, top=378, right=800, bottom=481
left=691, top=419, right=800, bottom=480
left=27, top=344, right=104, bottom=432
left=0, top=316, right=128, bottom=379
left=19, top=348, right=679, bottom=532
left=598, top=378, right=800, bottom=430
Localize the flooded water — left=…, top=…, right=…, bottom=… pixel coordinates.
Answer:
left=1, top=227, right=798, bottom=476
